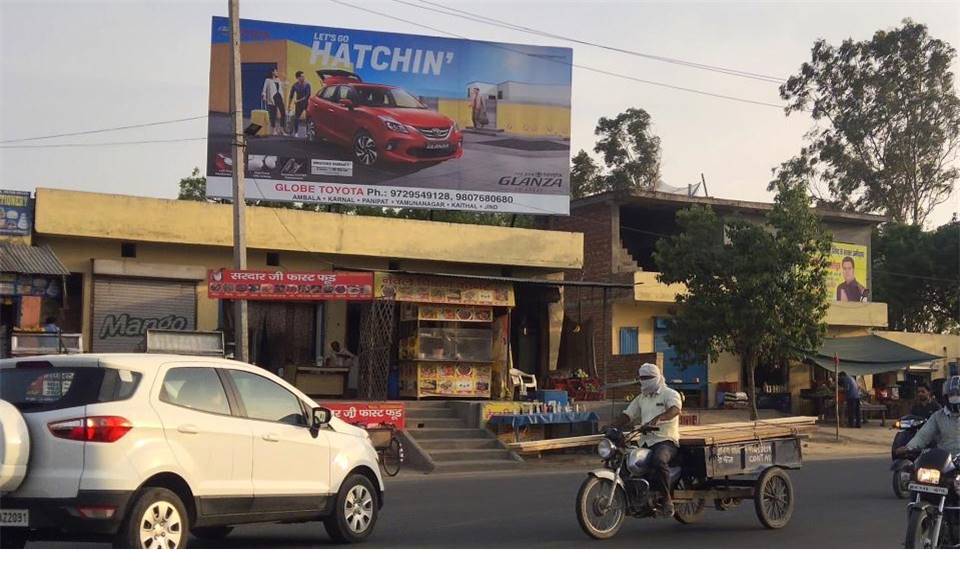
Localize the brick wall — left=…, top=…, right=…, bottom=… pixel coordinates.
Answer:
left=548, top=200, right=637, bottom=383
left=605, top=352, right=662, bottom=400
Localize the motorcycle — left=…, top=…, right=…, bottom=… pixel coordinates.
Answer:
left=891, top=415, right=927, bottom=499
left=575, top=426, right=705, bottom=539
left=902, top=448, right=960, bottom=549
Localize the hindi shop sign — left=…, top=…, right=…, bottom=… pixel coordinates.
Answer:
left=319, top=402, right=405, bottom=429
left=207, top=269, right=373, bottom=301
left=204, top=17, right=572, bottom=215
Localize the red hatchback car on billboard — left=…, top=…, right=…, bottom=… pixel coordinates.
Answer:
left=305, top=74, right=463, bottom=167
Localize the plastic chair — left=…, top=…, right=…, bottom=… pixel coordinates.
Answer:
left=509, top=368, right=538, bottom=398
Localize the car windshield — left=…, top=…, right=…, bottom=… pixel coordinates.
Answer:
left=354, top=87, right=425, bottom=109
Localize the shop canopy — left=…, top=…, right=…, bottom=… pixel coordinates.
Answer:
left=0, top=243, right=68, bottom=275
left=807, top=335, right=942, bottom=377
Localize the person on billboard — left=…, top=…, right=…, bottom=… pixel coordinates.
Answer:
left=836, top=256, right=867, bottom=302
left=261, top=68, right=286, bottom=136
left=287, top=71, right=311, bottom=138
left=469, top=87, right=488, bottom=128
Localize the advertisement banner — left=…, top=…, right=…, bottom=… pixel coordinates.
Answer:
left=205, top=17, right=572, bottom=214
left=207, top=269, right=373, bottom=301
left=0, top=190, right=32, bottom=237
left=828, top=242, right=869, bottom=302
left=318, top=401, right=405, bottom=429
left=374, top=272, right=514, bottom=307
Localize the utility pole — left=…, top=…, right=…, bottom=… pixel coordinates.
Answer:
left=229, top=0, right=249, bottom=362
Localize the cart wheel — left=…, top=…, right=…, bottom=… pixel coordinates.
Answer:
left=381, top=437, right=403, bottom=477
left=673, top=479, right=706, bottom=524
left=754, top=467, right=794, bottom=529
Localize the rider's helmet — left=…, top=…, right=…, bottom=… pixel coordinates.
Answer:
left=944, top=376, right=960, bottom=414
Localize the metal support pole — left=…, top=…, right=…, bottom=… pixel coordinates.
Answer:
left=229, top=0, right=249, bottom=362
left=834, top=352, right=840, bottom=441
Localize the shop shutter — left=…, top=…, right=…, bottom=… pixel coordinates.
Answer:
left=92, top=277, right=197, bottom=352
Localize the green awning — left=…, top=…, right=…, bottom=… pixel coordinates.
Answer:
left=807, top=335, right=942, bottom=377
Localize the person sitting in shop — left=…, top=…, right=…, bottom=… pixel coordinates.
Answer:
left=42, top=316, right=61, bottom=333
left=326, top=341, right=355, bottom=367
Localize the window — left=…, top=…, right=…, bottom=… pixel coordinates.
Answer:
left=121, top=242, right=136, bottom=258
left=160, top=367, right=230, bottom=415
left=266, top=252, right=280, bottom=267
left=0, top=366, right=142, bottom=413
left=228, top=370, right=306, bottom=426
left=337, top=85, right=355, bottom=103
left=619, top=327, right=639, bottom=355
left=320, top=86, right=338, bottom=101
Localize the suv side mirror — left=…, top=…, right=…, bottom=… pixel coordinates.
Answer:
left=340, top=99, right=355, bottom=110
left=310, top=407, right=332, bottom=437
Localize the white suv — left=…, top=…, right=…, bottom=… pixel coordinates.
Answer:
left=0, top=354, right=384, bottom=549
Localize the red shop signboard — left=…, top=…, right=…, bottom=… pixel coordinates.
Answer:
left=318, top=402, right=405, bottom=429
left=207, top=269, right=373, bottom=301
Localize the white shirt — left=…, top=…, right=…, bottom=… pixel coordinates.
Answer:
left=623, top=386, right=683, bottom=447
left=262, top=78, right=283, bottom=102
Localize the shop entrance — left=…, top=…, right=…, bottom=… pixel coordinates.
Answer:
left=511, top=284, right=548, bottom=380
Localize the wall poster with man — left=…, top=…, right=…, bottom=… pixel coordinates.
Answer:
left=827, top=242, right=869, bottom=302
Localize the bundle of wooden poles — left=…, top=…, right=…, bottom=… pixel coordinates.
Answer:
left=506, top=416, right=818, bottom=454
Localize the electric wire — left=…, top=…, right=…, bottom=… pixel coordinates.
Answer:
left=0, top=115, right=209, bottom=144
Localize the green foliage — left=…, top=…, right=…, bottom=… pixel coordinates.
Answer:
left=780, top=19, right=960, bottom=225
left=873, top=221, right=959, bottom=332
left=570, top=150, right=603, bottom=199
left=177, top=167, right=207, bottom=201
left=654, top=180, right=831, bottom=418
left=594, top=107, right=661, bottom=192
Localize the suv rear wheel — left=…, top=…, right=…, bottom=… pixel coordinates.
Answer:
left=115, top=487, right=190, bottom=549
left=323, top=473, right=378, bottom=543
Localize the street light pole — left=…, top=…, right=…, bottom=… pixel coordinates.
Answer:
left=228, top=0, right=249, bottom=362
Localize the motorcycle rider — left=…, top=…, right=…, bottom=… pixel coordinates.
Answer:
left=910, top=382, right=941, bottom=419
left=896, top=376, right=960, bottom=457
left=611, top=363, right=682, bottom=517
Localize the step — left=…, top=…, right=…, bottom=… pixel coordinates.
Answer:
left=417, top=438, right=502, bottom=451
left=428, top=448, right=515, bottom=462
left=405, top=408, right=459, bottom=419
left=406, top=428, right=490, bottom=440
left=404, top=418, right=468, bottom=429
left=431, top=459, right=525, bottom=474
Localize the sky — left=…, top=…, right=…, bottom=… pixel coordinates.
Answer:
left=1, top=0, right=958, bottom=227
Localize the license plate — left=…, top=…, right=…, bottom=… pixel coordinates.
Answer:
left=908, top=483, right=948, bottom=495
left=425, top=143, right=450, bottom=150
left=0, top=509, right=29, bottom=527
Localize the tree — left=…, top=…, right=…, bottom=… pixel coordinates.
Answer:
left=873, top=221, right=960, bottom=332
left=654, top=179, right=832, bottom=419
left=177, top=167, right=207, bottom=201
left=593, top=107, right=661, bottom=192
left=780, top=20, right=960, bottom=225
left=570, top=150, right=603, bottom=199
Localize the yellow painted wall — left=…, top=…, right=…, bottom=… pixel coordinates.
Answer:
left=874, top=331, right=960, bottom=376
left=437, top=99, right=472, bottom=128
left=610, top=300, right=664, bottom=355
left=496, top=102, right=571, bottom=138
left=34, top=189, right=582, bottom=270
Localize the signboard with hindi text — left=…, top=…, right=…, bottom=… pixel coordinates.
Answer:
left=207, top=269, right=373, bottom=301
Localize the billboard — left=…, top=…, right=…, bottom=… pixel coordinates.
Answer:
left=828, top=242, right=869, bottom=302
left=0, top=190, right=32, bottom=236
left=206, top=17, right=572, bottom=214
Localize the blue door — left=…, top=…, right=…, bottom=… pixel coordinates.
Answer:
left=653, top=318, right=707, bottom=390
left=241, top=62, right=277, bottom=118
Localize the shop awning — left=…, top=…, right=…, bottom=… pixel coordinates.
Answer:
left=0, top=243, right=69, bottom=275
left=807, top=335, right=942, bottom=376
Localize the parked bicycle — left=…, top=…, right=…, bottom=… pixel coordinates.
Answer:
left=364, top=422, right=405, bottom=477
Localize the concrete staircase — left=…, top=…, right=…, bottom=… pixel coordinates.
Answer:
left=404, top=401, right=523, bottom=474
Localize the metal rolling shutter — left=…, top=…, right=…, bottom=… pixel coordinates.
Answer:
left=92, top=277, right=197, bottom=352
